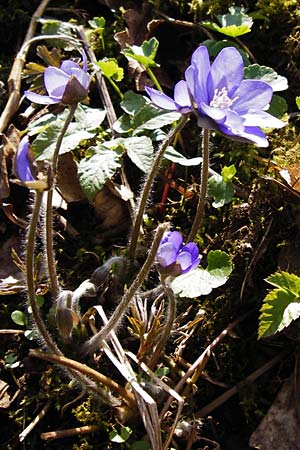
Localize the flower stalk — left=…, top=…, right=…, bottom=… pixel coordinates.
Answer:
left=188, top=128, right=210, bottom=242
left=45, top=104, right=77, bottom=301
left=128, top=115, right=188, bottom=260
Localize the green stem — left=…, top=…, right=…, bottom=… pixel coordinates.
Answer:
left=129, top=115, right=188, bottom=260
left=146, top=67, right=163, bottom=92
left=188, top=128, right=210, bottom=242
left=85, top=222, right=169, bottom=353
left=108, top=77, right=123, bottom=100
left=26, top=191, right=59, bottom=353
left=45, top=104, right=77, bottom=301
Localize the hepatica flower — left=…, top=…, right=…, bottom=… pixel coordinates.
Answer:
left=146, top=46, right=285, bottom=147
left=25, top=51, right=90, bottom=105
left=156, top=231, right=201, bottom=277
left=145, top=80, right=192, bottom=114
left=15, top=136, right=48, bottom=190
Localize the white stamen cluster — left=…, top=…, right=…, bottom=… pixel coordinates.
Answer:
left=210, top=87, right=237, bottom=109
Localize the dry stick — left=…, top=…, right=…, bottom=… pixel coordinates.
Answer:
left=188, top=128, right=210, bottom=242
left=41, top=425, right=99, bottom=441
left=0, top=0, right=51, bottom=132
left=85, top=222, right=169, bottom=353
left=159, top=311, right=251, bottom=420
left=129, top=116, right=188, bottom=260
left=147, top=282, right=176, bottom=370
left=0, top=329, right=24, bottom=334
left=19, top=399, right=52, bottom=442
left=76, top=27, right=135, bottom=219
left=29, top=348, right=136, bottom=408
left=195, top=350, right=289, bottom=418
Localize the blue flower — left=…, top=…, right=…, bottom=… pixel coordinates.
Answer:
left=145, top=46, right=285, bottom=147
left=156, top=231, right=201, bottom=276
left=15, top=136, right=35, bottom=182
left=24, top=51, right=90, bottom=105
left=15, top=136, right=48, bottom=190
left=145, top=80, right=192, bottom=114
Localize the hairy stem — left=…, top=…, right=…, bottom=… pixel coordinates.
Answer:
left=188, top=128, right=210, bottom=242
left=85, top=222, right=169, bottom=353
left=45, top=104, right=77, bottom=300
left=26, top=191, right=59, bottom=353
left=129, top=115, right=188, bottom=259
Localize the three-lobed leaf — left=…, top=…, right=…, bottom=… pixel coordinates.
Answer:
left=171, top=250, right=232, bottom=298
left=258, top=271, right=300, bottom=338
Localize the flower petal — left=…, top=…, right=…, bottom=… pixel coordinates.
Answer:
left=176, top=251, right=192, bottom=272
left=15, top=136, right=35, bottom=182
left=208, top=47, right=244, bottom=99
left=60, top=60, right=81, bottom=75
left=165, top=231, right=183, bottom=252
left=44, top=66, right=69, bottom=97
left=220, top=124, right=269, bottom=147
left=145, top=86, right=178, bottom=110
left=200, top=102, right=227, bottom=124
left=188, top=46, right=211, bottom=104
left=180, top=243, right=200, bottom=270
left=233, top=80, right=273, bottom=113
left=242, top=110, right=286, bottom=128
left=71, top=67, right=91, bottom=91
left=156, top=242, right=178, bottom=267
left=24, top=91, right=60, bottom=105
left=174, top=80, right=192, bottom=112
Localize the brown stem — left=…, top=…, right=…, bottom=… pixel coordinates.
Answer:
left=0, top=0, right=51, bottom=132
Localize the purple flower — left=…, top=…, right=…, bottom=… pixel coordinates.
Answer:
left=145, top=46, right=285, bottom=147
left=24, top=51, right=90, bottom=105
left=15, top=136, right=48, bottom=190
left=15, top=136, right=35, bottom=182
left=185, top=46, right=285, bottom=147
left=145, top=80, right=192, bottom=114
left=156, top=231, right=201, bottom=276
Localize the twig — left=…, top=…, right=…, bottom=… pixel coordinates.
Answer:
left=0, top=0, right=51, bottom=132
left=0, top=329, right=24, bottom=334
left=19, top=399, right=52, bottom=442
left=41, top=425, right=99, bottom=441
left=160, top=311, right=252, bottom=419
left=195, top=350, right=289, bottom=418
left=29, top=348, right=136, bottom=407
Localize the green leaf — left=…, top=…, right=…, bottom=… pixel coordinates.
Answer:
left=207, top=174, right=234, bottom=208
left=97, top=58, right=124, bottom=81
left=244, top=64, right=288, bottom=91
left=32, top=106, right=106, bottom=160
left=258, top=271, right=300, bottom=338
left=88, top=16, right=106, bottom=29
left=109, top=426, right=132, bottom=443
left=164, top=146, right=202, bottom=166
left=202, top=6, right=253, bottom=37
left=221, top=164, right=236, bottom=182
left=134, top=110, right=181, bottom=132
left=121, top=90, right=149, bottom=115
left=296, top=96, right=300, bottom=110
left=5, top=353, right=21, bottom=369
left=122, top=37, right=159, bottom=68
left=207, top=250, right=233, bottom=278
left=266, top=95, right=288, bottom=119
left=78, top=145, right=122, bottom=201
left=122, top=136, right=153, bottom=172
left=171, top=250, right=232, bottom=298
left=11, top=310, right=27, bottom=326
left=40, top=19, right=75, bottom=50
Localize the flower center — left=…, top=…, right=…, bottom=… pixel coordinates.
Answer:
left=210, top=87, right=236, bottom=109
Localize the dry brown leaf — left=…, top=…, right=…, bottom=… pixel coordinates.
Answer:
left=57, top=152, right=86, bottom=203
